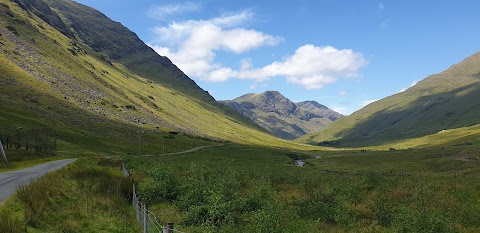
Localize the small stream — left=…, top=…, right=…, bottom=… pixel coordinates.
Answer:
left=294, top=155, right=321, bottom=167
left=294, top=160, right=305, bottom=167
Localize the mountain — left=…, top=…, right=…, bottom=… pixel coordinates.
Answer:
left=221, top=91, right=343, bottom=140
left=297, top=51, right=480, bottom=147
left=296, top=101, right=343, bottom=121
left=0, top=0, right=307, bottom=153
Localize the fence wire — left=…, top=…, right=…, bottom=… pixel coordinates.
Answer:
left=124, top=162, right=185, bottom=233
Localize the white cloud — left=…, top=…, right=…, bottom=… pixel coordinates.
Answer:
left=149, top=2, right=202, bottom=19
left=149, top=10, right=282, bottom=79
left=149, top=11, right=366, bottom=90
left=237, top=45, right=366, bottom=89
left=210, top=11, right=254, bottom=27
left=205, top=68, right=236, bottom=82
left=360, top=99, right=378, bottom=107
left=399, top=80, right=418, bottom=93
left=337, top=90, right=348, bottom=96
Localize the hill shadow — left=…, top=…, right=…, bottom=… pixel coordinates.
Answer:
left=327, top=82, right=480, bottom=147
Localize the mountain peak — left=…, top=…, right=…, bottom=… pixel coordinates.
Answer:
left=224, top=91, right=342, bottom=139
left=234, top=91, right=296, bottom=116
left=297, top=101, right=329, bottom=110
left=260, top=90, right=282, bottom=97
left=251, top=91, right=288, bottom=103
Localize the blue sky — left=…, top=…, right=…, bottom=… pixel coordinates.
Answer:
left=74, top=0, right=480, bottom=115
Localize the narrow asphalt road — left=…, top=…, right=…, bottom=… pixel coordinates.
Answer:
left=0, top=159, right=77, bottom=203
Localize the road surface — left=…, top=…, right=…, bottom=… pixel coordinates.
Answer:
left=0, top=159, right=77, bottom=203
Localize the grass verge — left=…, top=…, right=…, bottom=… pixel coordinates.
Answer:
left=0, top=158, right=137, bottom=232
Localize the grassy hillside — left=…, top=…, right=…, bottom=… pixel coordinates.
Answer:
left=367, top=124, right=480, bottom=150
left=298, top=51, right=480, bottom=147
left=222, top=91, right=342, bottom=140
left=0, top=0, right=313, bottom=153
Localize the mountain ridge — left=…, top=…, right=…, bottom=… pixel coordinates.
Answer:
left=222, top=91, right=343, bottom=140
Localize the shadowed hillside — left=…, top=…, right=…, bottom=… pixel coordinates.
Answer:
left=298, top=51, right=480, bottom=147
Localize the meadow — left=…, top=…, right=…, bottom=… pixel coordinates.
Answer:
left=123, top=143, right=480, bottom=232
left=1, top=122, right=479, bottom=232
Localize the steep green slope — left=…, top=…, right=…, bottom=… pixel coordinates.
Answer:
left=298, top=51, right=480, bottom=147
left=222, top=91, right=342, bottom=140
left=0, top=0, right=310, bottom=152
left=13, top=0, right=207, bottom=100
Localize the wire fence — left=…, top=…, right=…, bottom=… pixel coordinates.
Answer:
left=122, top=162, right=184, bottom=233
left=0, top=140, right=7, bottom=163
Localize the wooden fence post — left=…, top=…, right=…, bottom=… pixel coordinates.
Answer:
left=163, top=223, right=174, bottom=233
left=0, top=140, right=7, bottom=164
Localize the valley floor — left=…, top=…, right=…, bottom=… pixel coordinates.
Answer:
left=124, top=144, right=480, bottom=232
left=1, top=143, right=479, bottom=232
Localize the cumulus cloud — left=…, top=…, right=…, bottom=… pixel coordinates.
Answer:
left=149, top=2, right=202, bottom=19
left=205, top=68, right=236, bottom=82
left=149, top=10, right=282, bottom=79
left=244, top=45, right=367, bottom=89
left=149, top=11, right=366, bottom=90
left=399, top=80, right=418, bottom=93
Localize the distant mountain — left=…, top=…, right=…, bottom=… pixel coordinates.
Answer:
left=296, top=101, right=343, bottom=121
left=297, top=51, right=480, bottom=147
left=221, top=91, right=343, bottom=140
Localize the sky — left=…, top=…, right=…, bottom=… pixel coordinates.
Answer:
left=74, top=0, right=480, bottom=115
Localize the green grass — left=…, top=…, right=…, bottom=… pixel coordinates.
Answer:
left=0, top=158, right=138, bottom=233
left=124, top=144, right=480, bottom=232
left=365, top=124, right=480, bottom=150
